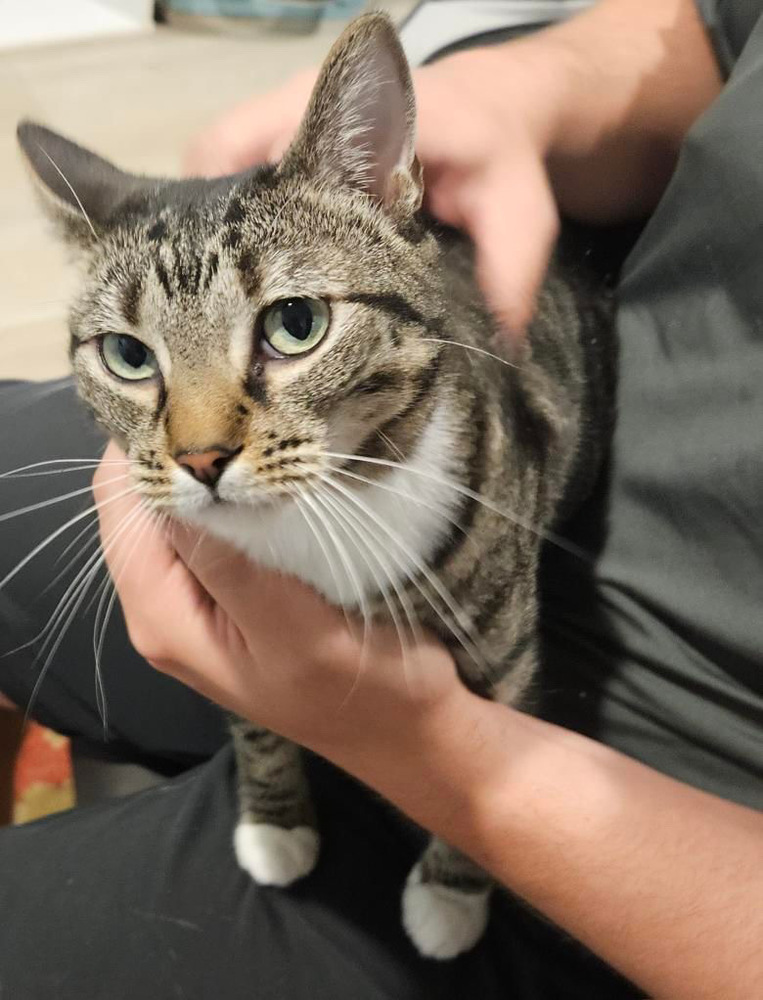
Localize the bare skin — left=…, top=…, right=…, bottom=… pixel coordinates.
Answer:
left=88, top=1, right=762, bottom=997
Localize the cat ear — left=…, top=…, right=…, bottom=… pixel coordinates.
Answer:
left=17, top=121, right=139, bottom=249
left=279, top=13, right=422, bottom=218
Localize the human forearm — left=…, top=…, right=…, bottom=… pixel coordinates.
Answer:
left=478, top=0, right=723, bottom=221
left=324, top=691, right=762, bottom=1000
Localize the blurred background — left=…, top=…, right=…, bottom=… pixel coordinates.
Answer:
left=0, top=0, right=412, bottom=384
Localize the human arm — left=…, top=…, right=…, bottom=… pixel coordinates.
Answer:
left=359, top=696, right=763, bottom=1000
left=95, top=452, right=763, bottom=1000
left=185, top=0, right=722, bottom=333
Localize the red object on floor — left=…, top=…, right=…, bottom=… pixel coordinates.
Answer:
left=13, top=721, right=74, bottom=823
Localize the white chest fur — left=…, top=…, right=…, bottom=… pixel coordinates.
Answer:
left=188, top=403, right=462, bottom=608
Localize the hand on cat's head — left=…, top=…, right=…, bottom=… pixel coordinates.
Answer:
left=184, top=47, right=559, bottom=339
left=95, top=441, right=460, bottom=760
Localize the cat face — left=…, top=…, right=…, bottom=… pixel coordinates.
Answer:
left=18, top=15, right=444, bottom=525
left=64, top=171, right=441, bottom=521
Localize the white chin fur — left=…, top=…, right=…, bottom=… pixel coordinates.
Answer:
left=184, top=401, right=460, bottom=607
left=234, top=822, right=320, bottom=887
left=402, top=863, right=490, bottom=960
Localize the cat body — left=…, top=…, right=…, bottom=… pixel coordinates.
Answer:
left=18, top=14, right=614, bottom=959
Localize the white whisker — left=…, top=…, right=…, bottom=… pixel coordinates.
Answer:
left=421, top=337, right=518, bottom=370
left=0, top=484, right=138, bottom=594
left=0, top=456, right=127, bottom=480
left=320, top=474, right=490, bottom=681
left=290, top=487, right=358, bottom=643
left=23, top=501, right=144, bottom=669
left=293, top=486, right=370, bottom=649
left=51, top=516, right=103, bottom=573
left=92, top=505, right=162, bottom=731
left=323, top=450, right=589, bottom=562
left=326, top=462, right=467, bottom=542
left=314, top=486, right=419, bottom=704
left=23, top=501, right=143, bottom=723
left=0, top=472, right=131, bottom=526
left=375, top=429, right=406, bottom=463
left=34, top=144, right=99, bottom=241
left=1, top=464, right=127, bottom=480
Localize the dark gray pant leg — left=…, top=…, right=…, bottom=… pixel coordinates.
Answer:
left=0, top=745, right=638, bottom=1000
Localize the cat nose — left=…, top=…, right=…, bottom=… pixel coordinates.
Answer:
left=175, top=446, right=241, bottom=488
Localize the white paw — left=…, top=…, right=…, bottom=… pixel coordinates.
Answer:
left=402, top=865, right=490, bottom=960
left=234, top=822, right=319, bottom=887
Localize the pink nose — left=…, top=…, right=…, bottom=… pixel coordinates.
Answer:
left=175, top=447, right=239, bottom=488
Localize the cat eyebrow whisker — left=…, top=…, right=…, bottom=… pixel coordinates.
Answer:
left=262, top=189, right=300, bottom=244
left=420, top=337, right=519, bottom=370
left=34, top=143, right=99, bottom=242
left=375, top=428, right=406, bottom=463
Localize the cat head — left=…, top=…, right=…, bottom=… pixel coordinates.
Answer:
left=17, top=14, right=447, bottom=523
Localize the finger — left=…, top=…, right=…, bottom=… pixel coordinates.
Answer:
left=94, top=446, right=228, bottom=673
left=171, top=527, right=350, bottom=661
left=183, top=70, right=317, bottom=177
left=464, top=159, right=559, bottom=341
left=93, top=447, right=346, bottom=691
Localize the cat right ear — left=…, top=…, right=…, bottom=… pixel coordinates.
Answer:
left=279, top=13, right=422, bottom=220
left=17, top=121, right=136, bottom=250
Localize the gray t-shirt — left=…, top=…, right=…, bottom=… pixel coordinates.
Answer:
left=539, top=0, right=763, bottom=809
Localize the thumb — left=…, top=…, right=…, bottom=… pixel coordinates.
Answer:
left=171, top=526, right=348, bottom=655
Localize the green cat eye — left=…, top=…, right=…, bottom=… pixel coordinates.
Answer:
left=261, top=298, right=330, bottom=357
left=100, top=333, right=159, bottom=382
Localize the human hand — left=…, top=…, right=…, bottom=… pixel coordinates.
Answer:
left=185, top=0, right=720, bottom=336
left=94, top=442, right=463, bottom=767
left=185, top=48, right=561, bottom=336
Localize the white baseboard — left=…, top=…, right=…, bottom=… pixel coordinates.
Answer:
left=0, top=0, right=154, bottom=51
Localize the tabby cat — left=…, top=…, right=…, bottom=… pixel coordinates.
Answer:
left=17, top=13, right=613, bottom=959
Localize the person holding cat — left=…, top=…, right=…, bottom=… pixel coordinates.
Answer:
left=0, top=0, right=761, bottom=998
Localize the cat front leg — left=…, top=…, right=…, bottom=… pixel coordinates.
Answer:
left=401, top=627, right=539, bottom=958
left=230, top=717, right=319, bottom=887
left=403, top=837, right=492, bottom=960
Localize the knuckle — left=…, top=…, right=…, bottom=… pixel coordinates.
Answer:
left=125, top=619, right=166, bottom=665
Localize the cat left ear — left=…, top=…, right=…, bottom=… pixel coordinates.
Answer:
left=17, top=121, right=142, bottom=251
left=279, top=13, right=422, bottom=219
